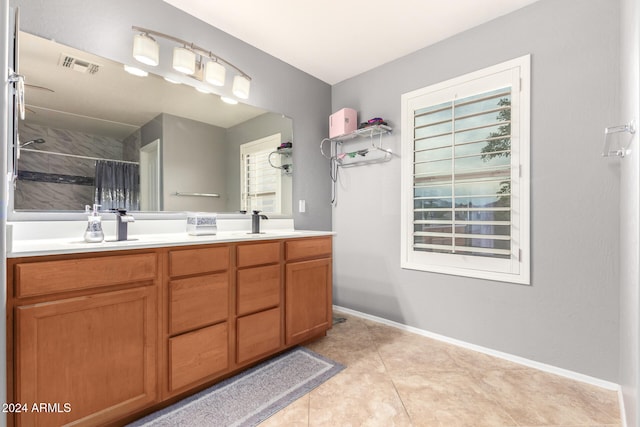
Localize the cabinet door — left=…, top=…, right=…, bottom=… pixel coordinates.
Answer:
left=285, top=258, right=332, bottom=345
left=15, top=287, right=157, bottom=427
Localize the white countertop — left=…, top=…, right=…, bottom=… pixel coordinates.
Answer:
left=7, top=230, right=334, bottom=258
left=6, top=218, right=333, bottom=258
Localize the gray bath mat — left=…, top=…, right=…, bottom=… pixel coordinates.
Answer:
left=128, top=346, right=344, bottom=427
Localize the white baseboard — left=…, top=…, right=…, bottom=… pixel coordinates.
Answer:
left=333, top=305, right=622, bottom=395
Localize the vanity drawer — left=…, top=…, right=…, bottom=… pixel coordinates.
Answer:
left=285, top=237, right=332, bottom=261
left=237, top=307, right=281, bottom=364
left=236, top=242, right=280, bottom=268
left=169, top=273, right=229, bottom=335
left=237, top=264, right=280, bottom=316
left=14, top=253, right=158, bottom=298
left=169, top=246, right=230, bottom=277
left=169, top=323, right=228, bottom=391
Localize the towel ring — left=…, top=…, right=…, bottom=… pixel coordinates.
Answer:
left=602, top=122, right=635, bottom=158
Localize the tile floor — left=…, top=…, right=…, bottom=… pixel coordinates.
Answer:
left=260, top=312, right=621, bottom=427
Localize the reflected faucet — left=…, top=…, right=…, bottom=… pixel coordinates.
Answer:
left=251, top=210, right=268, bottom=234
left=113, top=209, right=135, bottom=241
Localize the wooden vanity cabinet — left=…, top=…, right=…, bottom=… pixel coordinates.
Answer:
left=6, top=235, right=333, bottom=427
left=285, top=237, right=333, bottom=345
left=7, top=251, right=160, bottom=427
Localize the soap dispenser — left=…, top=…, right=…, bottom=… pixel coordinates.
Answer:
left=84, top=204, right=105, bottom=243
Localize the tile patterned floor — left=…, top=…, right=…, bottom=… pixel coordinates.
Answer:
left=260, top=312, right=621, bottom=427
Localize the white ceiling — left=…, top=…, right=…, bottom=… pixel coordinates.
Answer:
left=164, top=0, right=542, bottom=85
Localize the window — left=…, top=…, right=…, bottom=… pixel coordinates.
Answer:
left=240, top=133, right=282, bottom=214
left=400, top=55, right=530, bottom=284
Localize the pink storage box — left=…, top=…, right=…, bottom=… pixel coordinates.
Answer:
left=329, top=108, right=357, bottom=138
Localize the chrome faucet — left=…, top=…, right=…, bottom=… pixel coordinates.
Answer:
left=113, top=209, right=135, bottom=241
left=251, top=210, right=268, bottom=234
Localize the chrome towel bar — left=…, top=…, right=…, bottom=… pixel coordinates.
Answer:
left=173, top=192, right=220, bottom=198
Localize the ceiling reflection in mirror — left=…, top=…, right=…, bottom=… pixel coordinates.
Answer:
left=13, top=31, right=293, bottom=215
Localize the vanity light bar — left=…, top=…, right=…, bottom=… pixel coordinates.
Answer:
left=131, top=26, right=251, bottom=97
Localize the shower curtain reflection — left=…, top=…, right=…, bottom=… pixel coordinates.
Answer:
left=94, top=160, right=140, bottom=211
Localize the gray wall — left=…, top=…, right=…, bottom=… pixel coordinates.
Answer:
left=331, top=0, right=620, bottom=381
left=162, top=114, right=228, bottom=212
left=619, top=0, right=639, bottom=423
left=9, top=0, right=332, bottom=230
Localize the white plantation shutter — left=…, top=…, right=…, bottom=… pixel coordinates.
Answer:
left=413, top=87, right=512, bottom=258
left=401, top=56, right=530, bottom=284
left=240, top=134, right=282, bottom=214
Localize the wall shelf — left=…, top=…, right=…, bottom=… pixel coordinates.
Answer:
left=331, top=124, right=392, bottom=142
left=321, top=123, right=394, bottom=205
left=268, top=148, right=293, bottom=174
left=330, top=124, right=393, bottom=167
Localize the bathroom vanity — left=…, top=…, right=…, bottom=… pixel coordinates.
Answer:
left=5, top=231, right=333, bottom=426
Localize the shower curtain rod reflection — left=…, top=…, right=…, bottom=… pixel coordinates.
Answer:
left=20, top=148, right=140, bottom=165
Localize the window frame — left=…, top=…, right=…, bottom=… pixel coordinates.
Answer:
left=400, top=55, right=531, bottom=285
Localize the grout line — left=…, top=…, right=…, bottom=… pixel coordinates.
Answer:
left=362, top=319, right=414, bottom=424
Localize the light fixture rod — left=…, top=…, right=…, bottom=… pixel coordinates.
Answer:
left=131, top=26, right=251, bottom=80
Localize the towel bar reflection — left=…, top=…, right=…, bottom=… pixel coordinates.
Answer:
left=602, top=122, right=635, bottom=158
left=173, top=192, right=220, bottom=198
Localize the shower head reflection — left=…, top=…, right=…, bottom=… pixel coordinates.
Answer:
left=19, top=138, right=46, bottom=148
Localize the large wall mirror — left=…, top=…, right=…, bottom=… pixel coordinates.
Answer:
left=13, top=31, right=293, bottom=215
